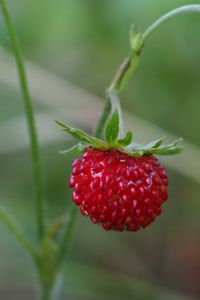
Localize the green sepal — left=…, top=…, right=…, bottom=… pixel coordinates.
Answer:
left=149, top=138, right=183, bottom=155
left=104, top=109, right=119, bottom=144
left=56, top=120, right=107, bottom=148
left=56, top=119, right=183, bottom=158
left=140, top=136, right=166, bottom=149
left=59, top=143, right=85, bottom=156
left=124, top=137, right=183, bottom=156
left=155, top=146, right=183, bottom=155
left=117, top=130, right=133, bottom=147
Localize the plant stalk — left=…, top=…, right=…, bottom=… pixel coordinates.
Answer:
left=41, top=286, right=52, bottom=300
left=94, top=50, right=141, bottom=139
left=0, top=207, right=36, bottom=256
left=0, top=0, right=45, bottom=240
left=143, top=4, right=200, bottom=41
left=59, top=206, right=77, bottom=264
left=94, top=97, right=111, bottom=138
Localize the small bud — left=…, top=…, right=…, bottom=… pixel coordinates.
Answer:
left=130, top=25, right=143, bottom=55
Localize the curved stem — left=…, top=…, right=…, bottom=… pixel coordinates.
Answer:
left=94, top=53, right=141, bottom=138
left=94, top=97, right=111, bottom=138
left=0, top=207, right=36, bottom=256
left=95, top=4, right=200, bottom=138
left=0, top=0, right=45, bottom=240
left=143, top=4, right=200, bottom=41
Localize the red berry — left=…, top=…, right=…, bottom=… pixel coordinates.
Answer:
left=69, top=148, right=168, bottom=231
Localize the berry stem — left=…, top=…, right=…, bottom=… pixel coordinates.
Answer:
left=0, top=206, right=36, bottom=256
left=143, top=4, right=200, bottom=41
left=94, top=51, right=141, bottom=139
left=95, top=4, right=200, bottom=138
left=94, top=97, right=111, bottom=138
left=0, top=0, right=45, bottom=240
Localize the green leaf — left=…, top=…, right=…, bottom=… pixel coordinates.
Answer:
left=104, top=109, right=120, bottom=144
left=56, top=120, right=107, bottom=148
left=59, top=143, right=85, bottom=156
left=117, top=131, right=133, bottom=147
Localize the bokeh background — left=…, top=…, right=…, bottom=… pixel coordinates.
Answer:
left=0, top=0, right=200, bottom=299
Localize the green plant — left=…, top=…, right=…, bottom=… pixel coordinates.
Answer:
left=0, top=2, right=199, bottom=299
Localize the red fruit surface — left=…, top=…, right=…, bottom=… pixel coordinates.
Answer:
left=69, top=148, right=168, bottom=231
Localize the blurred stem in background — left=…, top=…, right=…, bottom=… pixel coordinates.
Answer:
left=58, top=206, right=78, bottom=264
left=0, top=0, right=45, bottom=240
left=0, top=207, right=36, bottom=256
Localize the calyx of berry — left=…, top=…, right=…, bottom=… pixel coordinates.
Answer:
left=56, top=108, right=183, bottom=157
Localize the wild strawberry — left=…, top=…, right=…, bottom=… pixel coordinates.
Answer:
left=70, top=148, right=168, bottom=231
left=57, top=108, right=182, bottom=232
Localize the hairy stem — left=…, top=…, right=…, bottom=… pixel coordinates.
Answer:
left=0, top=207, right=36, bottom=256
left=0, top=0, right=45, bottom=239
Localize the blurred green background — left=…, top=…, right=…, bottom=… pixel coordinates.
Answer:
left=0, top=0, right=200, bottom=299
